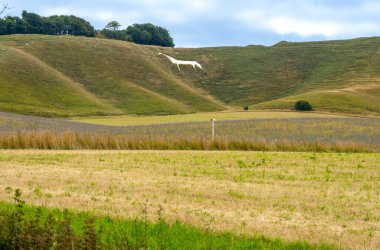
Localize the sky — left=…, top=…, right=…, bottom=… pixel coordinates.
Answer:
left=3, top=0, right=380, bottom=47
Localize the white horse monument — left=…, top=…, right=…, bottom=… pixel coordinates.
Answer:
left=158, top=53, right=202, bottom=71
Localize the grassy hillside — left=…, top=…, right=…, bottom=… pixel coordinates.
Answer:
left=172, top=37, right=380, bottom=115
left=1, top=34, right=380, bottom=116
left=0, top=35, right=224, bottom=117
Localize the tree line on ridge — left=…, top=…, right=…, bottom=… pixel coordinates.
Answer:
left=0, top=6, right=174, bottom=47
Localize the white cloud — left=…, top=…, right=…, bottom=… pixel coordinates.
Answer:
left=265, top=16, right=378, bottom=37
left=185, top=0, right=215, bottom=11
left=44, top=7, right=71, bottom=16
left=43, top=7, right=144, bottom=28
left=131, top=0, right=215, bottom=11
left=268, top=16, right=340, bottom=37
left=8, top=0, right=380, bottom=47
left=122, top=0, right=216, bottom=24
left=236, top=2, right=380, bottom=38
left=93, top=11, right=118, bottom=21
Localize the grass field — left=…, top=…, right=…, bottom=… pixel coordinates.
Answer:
left=1, top=111, right=379, bottom=152
left=1, top=33, right=379, bottom=249
left=0, top=201, right=332, bottom=249
left=2, top=34, right=380, bottom=116
left=0, top=150, right=379, bottom=249
left=71, top=111, right=343, bottom=126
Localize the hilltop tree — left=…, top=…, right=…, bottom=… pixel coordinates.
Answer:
left=126, top=23, right=174, bottom=47
left=99, top=22, right=174, bottom=47
left=22, top=11, right=44, bottom=33
left=0, top=8, right=174, bottom=47
left=0, top=11, right=96, bottom=36
left=0, top=16, right=28, bottom=34
left=105, top=21, right=121, bottom=31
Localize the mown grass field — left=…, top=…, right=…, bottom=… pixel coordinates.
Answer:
left=71, top=111, right=342, bottom=126
left=0, top=150, right=379, bottom=249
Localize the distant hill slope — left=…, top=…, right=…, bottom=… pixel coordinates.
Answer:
left=1, top=34, right=380, bottom=116
left=174, top=38, right=380, bottom=115
left=0, top=35, right=224, bottom=117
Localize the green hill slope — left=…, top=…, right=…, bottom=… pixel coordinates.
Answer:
left=1, top=34, right=380, bottom=116
left=0, top=35, right=224, bottom=117
left=172, top=38, right=380, bottom=115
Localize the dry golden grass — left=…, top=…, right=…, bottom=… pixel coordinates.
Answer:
left=2, top=111, right=379, bottom=153
left=0, top=131, right=377, bottom=152
left=71, top=111, right=343, bottom=126
left=0, top=150, right=379, bottom=249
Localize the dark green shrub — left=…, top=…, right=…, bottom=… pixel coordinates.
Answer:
left=294, top=100, right=312, bottom=111
left=244, top=106, right=249, bottom=111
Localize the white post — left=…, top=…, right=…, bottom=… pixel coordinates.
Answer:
left=210, top=118, right=216, bottom=141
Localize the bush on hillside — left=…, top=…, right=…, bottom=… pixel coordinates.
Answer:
left=294, top=100, right=313, bottom=111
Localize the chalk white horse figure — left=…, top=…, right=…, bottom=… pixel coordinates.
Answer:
left=158, top=53, right=202, bottom=71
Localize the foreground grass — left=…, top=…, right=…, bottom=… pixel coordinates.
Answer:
left=0, top=131, right=377, bottom=152
left=0, top=198, right=332, bottom=250
left=71, top=111, right=342, bottom=126
left=0, top=150, right=378, bottom=249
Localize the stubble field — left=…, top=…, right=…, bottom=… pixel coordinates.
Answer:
left=0, top=150, right=379, bottom=249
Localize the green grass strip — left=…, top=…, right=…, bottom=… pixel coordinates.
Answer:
left=0, top=201, right=335, bottom=249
